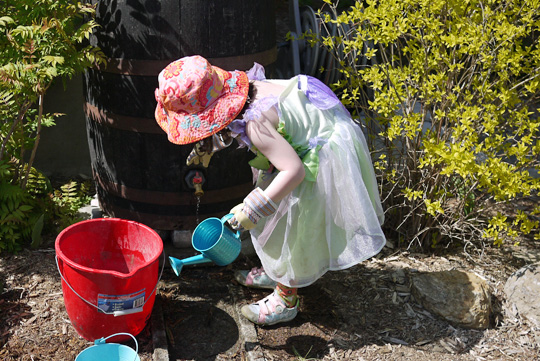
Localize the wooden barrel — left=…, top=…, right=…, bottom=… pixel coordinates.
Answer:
left=84, top=0, right=276, bottom=230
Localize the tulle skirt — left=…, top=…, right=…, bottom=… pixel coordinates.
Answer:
left=250, top=113, right=386, bottom=288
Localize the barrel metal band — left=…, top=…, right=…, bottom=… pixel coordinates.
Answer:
left=98, top=205, right=209, bottom=231
left=94, top=172, right=253, bottom=206
left=84, top=102, right=164, bottom=134
left=99, top=47, right=278, bottom=76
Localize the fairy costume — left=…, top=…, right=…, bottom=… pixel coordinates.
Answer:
left=155, top=55, right=386, bottom=325
left=228, top=65, right=386, bottom=288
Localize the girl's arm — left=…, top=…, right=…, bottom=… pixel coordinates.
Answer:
left=246, top=111, right=305, bottom=203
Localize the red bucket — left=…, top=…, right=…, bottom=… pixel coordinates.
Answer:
left=55, top=218, right=163, bottom=341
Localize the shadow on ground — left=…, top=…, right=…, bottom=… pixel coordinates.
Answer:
left=159, top=264, right=241, bottom=361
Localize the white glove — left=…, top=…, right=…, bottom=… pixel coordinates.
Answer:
left=228, top=188, right=277, bottom=231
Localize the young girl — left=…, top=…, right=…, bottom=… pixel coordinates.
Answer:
left=155, top=55, right=386, bottom=326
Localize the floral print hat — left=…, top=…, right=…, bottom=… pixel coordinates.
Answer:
left=154, top=55, right=249, bottom=145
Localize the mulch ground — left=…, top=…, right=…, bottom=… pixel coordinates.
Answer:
left=1, top=238, right=539, bottom=360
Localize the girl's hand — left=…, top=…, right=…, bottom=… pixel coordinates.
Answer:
left=228, top=203, right=254, bottom=231
left=228, top=188, right=277, bottom=231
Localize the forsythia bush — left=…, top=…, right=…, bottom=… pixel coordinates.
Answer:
left=318, top=0, right=540, bottom=248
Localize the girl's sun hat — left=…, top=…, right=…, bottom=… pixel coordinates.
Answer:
left=154, top=55, right=249, bottom=145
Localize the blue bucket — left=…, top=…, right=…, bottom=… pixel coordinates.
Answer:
left=75, top=333, right=139, bottom=361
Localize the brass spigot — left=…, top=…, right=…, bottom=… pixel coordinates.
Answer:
left=193, top=183, right=204, bottom=198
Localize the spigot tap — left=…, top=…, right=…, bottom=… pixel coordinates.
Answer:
left=185, top=169, right=206, bottom=197
left=192, top=172, right=204, bottom=197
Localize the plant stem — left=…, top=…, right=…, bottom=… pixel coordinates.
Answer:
left=0, top=100, right=31, bottom=162
left=21, top=93, right=43, bottom=191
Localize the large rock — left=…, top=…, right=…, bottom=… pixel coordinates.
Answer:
left=504, top=262, right=540, bottom=327
left=411, top=270, right=491, bottom=329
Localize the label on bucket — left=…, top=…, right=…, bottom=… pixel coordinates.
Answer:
left=97, top=289, right=145, bottom=314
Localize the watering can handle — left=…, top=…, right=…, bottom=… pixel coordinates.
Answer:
left=221, top=213, right=241, bottom=238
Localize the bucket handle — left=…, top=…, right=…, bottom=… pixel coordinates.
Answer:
left=95, top=332, right=138, bottom=361
left=56, top=251, right=165, bottom=317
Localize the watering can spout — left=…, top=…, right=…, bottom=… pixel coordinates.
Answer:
left=168, top=256, right=183, bottom=276
left=168, top=254, right=211, bottom=276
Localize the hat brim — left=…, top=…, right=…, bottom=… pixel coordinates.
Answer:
left=155, top=66, right=249, bottom=145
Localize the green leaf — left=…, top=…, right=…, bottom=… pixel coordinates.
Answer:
left=0, top=16, right=14, bottom=26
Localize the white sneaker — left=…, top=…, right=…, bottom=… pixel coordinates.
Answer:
left=234, top=267, right=277, bottom=290
left=241, top=290, right=298, bottom=326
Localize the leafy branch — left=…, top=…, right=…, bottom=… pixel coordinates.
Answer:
left=316, top=0, right=540, bottom=249
left=0, top=0, right=105, bottom=252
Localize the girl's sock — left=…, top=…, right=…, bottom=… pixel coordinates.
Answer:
left=276, top=283, right=298, bottom=308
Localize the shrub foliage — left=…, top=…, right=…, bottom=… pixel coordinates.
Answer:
left=317, top=0, right=540, bottom=248
left=0, top=0, right=105, bottom=252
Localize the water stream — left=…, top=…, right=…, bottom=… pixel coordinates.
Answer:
left=195, top=195, right=201, bottom=225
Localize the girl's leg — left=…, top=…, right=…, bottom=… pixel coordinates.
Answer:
left=275, top=283, right=298, bottom=307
